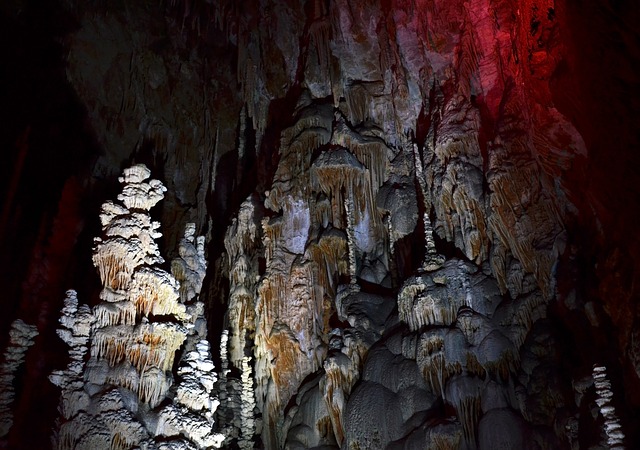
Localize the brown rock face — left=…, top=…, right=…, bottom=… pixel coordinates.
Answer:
left=0, top=0, right=638, bottom=449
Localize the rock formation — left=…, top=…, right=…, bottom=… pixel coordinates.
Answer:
left=0, top=0, right=639, bottom=449
left=50, top=165, right=223, bottom=449
left=593, top=365, right=625, bottom=449
left=0, top=319, right=38, bottom=437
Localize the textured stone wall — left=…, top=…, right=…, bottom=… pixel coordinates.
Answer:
left=0, top=0, right=638, bottom=448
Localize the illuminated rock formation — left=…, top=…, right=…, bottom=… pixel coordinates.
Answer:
left=49, top=290, right=94, bottom=426
left=87, top=165, right=186, bottom=409
left=593, top=365, right=625, bottom=449
left=0, top=319, right=38, bottom=437
left=1, top=0, right=638, bottom=449
left=157, top=339, right=224, bottom=449
left=51, top=165, right=223, bottom=449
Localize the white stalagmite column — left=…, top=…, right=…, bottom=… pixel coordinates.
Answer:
left=156, top=339, right=224, bottom=448
left=0, top=319, right=38, bottom=437
left=49, top=290, right=94, bottom=422
left=50, top=164, right=225, bottom=449
left=593, top=365, right=625, bottom=449
left=238, top=355, right=257, bottom=450
left=172, top=223, right=208, bottom=305
left=344, top=197, right=359, bottom=290
left=412, top=144, right=444, bottom=272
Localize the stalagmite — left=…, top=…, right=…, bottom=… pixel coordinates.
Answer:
left=238, top=356, right=257, bottom=450
left=413, top=143, right=444, bottom=271
left=344, top=197, right=359, bottom=290
left=51, top=165, right=222, bottom=449
left=422, top=212, right=446, bottom=271
left=593, top=365, right=625, bottom=449
left=0, top=319, right=38, bottom=437
left=171, top=223, right=207, bottom=304
left=49, top=290, right=95, bottom=422
left=157, top=339, right=224, bottom=448
left=224, top=197, right=260, bottom=365
left=117, top=164, right=167, bottom=211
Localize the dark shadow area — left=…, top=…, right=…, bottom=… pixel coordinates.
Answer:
left=0, top=3, right=104, bottom=449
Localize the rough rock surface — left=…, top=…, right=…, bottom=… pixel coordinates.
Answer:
left=0, top=0, right=639, bottom=449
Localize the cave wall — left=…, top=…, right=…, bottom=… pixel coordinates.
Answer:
left=0, top=0, right=639, bottom=449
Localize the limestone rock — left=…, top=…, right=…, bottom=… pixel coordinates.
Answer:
left=51, top=165, right=222, bottom=450
left=0, top=319, right=38, bottom=437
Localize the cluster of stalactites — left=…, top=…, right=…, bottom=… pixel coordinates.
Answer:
left=90, top=322, right=186, bottom=375
left=320, top=351, right=359, bottom=446
left=0, top=319, right=38, bottom=437
left=310, top=147, right=373, bottom=230
left=398, top=279, right=458, bottom=331
left=51, top=291, right=154, bottom=450
left=398, top=261, right=533, bottom=448
left=56, top=388, right=150, bottom=450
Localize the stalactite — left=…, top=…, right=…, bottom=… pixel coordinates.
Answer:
left=92, top=237, right=145, bottom=293
left=487, top=166, right=560, bottom=299
left=304, top=230, right=349, bottom=302
left=417, top=332, right=448, bottom=398
left=472, top=330, right=519, bottom=381
left=431, top=430, right=463, bottom=450
left=56, top=389, right=149, bottom=450
left=310, top=147, right=370, bottom=228
left=93, top=301, right=136, bottom=328
left=332, top=121, right=388, bottom=191
left=446, top=374, right=483, bottom=449
left=309, top=16, right=331, bottom=73
left=455, top=17, right=482, bottom=99
left=498, top=292, right=548, bottom=349
left=40, top=2, right=619, bottom=449
left=321, top=351, right=358, bottom=446
left=398, top=278, right=458, bottom=330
